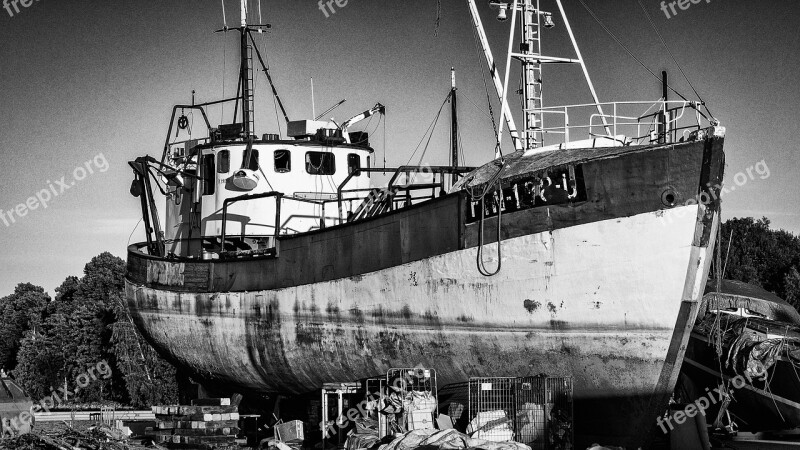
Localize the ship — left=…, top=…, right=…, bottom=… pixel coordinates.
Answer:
left=680, top=280, right=800, bottom=432
left=124, top=0, right=725, bottom=446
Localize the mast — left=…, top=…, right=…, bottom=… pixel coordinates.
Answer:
left=450, top=68, right=459, bottom=183
left=475, top=0, right=610, bottom=154
left=239, top=0, right=254, bottom=137
left=519, top=0, right=543, bottom=149
left=466, top=0, right=523, bottom=152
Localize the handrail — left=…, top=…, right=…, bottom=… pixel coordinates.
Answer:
left=161, top=99, right=241, bottom=164
left=336, top=166, right=476, bottom=221
left=220, top=191, right=283, bottom=254
left=526, top=99, right=712, bottom=147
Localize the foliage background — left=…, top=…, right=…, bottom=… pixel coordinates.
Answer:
left=1, top=253, right=178, bottom=407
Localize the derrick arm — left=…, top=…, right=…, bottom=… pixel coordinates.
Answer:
left=339, top=103, right=386, bottom=143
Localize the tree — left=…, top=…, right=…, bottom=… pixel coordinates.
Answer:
left=13, top=252, right=179, bottom=406
left=785, top=267, right=800, bottom=312
left=0, top=283, right=49, bottom=372
left=720, top=217, right=800, bottom=300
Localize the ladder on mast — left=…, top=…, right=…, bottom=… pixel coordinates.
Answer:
left=244, top=43, right=255, bottom=135
left=520, top=0, right=544, bottom=149
left=475, top=0, right=611, bottom=154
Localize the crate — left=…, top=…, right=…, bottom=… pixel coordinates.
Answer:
left=386, top=368, right=438, bottom=433
left=468, top=376, right=573, bottom=450
left=275, top=419, right=304, bottom=443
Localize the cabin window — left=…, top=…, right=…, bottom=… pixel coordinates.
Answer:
left=305, top=152, right=336, bottom=175
left=202, top=154, right=215, bottom=195
left=217, top=150, right=230, bottom=173
left=274, top=150, right=291, bottom=173
left=243, top=150, right=259, bottom=171
left=347, top=154, right=361, bottom=175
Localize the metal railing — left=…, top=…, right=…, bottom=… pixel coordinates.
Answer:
left=168, top=166, right=477, bottom=259
left=530, top=100, right=715, bottom=148
left=336, top=166, right=476, bottom=222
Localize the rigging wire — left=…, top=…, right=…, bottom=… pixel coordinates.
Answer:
left=575, top=0, right=705, bottom=114
left=127, top=218, right=143, bottom=248
left=468, top=13, right=500, bottom=148
left=636, top=0, right=716, bottom=120
left=461, top=90, right=495, bottom=122
left=722, top=229, right=734, bottom=279
left=434, top=0, right=442, bottom=37
left=416, top=106, right=444, bottom=166
left=404, top=95, right=450, bottom=166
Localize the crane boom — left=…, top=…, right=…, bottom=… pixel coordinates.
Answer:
left=340, top=103, right=386, bottom=131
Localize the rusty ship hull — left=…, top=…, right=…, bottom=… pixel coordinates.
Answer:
left=126, top=134, right=725, bottom=447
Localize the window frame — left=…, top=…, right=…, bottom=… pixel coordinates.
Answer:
left=217, top=150, right=230, bottom=174
left=243, top=149, right=259, bottom=171
left=274, top=150, right=292, bottom=173
left=305, top=151, right=336, bottom=175
left=201, top=153, right=215, bottom=195
left=347, top=153, right=361, bottom=176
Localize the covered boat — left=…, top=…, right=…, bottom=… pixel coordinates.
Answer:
left=680, top=280, right=800, bottom=432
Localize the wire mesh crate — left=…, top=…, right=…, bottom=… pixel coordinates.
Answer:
left=468, top=378, right=517, bottom=442
left=386, top=368, right=438, bottom=432
left=468, top=376, right=573, bottom=450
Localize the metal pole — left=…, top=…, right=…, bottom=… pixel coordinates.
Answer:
left=311, top=78, right=316, bottom=120
left=555, top=0, right=610, bottom=136
left=465, top=0, right=522, bottom=151
left=450, top=68, right=459, bottom=184
left=661, top=70, right=669, bottom=143
left=519, top=0, right=541, bottom=150
left=240, top=29, right=252, bottom=136
left=496, top=0, right=519, bottom=155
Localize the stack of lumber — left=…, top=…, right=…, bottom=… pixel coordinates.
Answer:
left=146, top=398, right=241, bottom=449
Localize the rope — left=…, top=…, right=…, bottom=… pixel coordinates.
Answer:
left=636, top=0, right=716, bottom=120
left=465, top=162, right=507, bottom=276
left=127, top=218, right=143, bottom=248
left=722, top=229, right=734, bottom=279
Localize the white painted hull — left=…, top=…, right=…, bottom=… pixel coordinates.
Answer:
left=128, top=205, right=716, bottom=445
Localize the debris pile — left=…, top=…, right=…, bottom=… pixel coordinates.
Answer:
left=375, top=429, right=531, bottom=450
left=146, top=398, right=240, bottom=449
left=0, top=425, right=131, bottom=450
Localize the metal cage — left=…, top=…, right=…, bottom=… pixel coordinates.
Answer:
left=386, top=368, right=438, bottom=432
left=468, top=376, right=573, bottom=450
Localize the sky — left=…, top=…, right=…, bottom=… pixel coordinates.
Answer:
left=0, top=0, right=798, bottom=296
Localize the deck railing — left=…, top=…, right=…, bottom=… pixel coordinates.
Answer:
left=532, top=100, right=716, bottom=148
